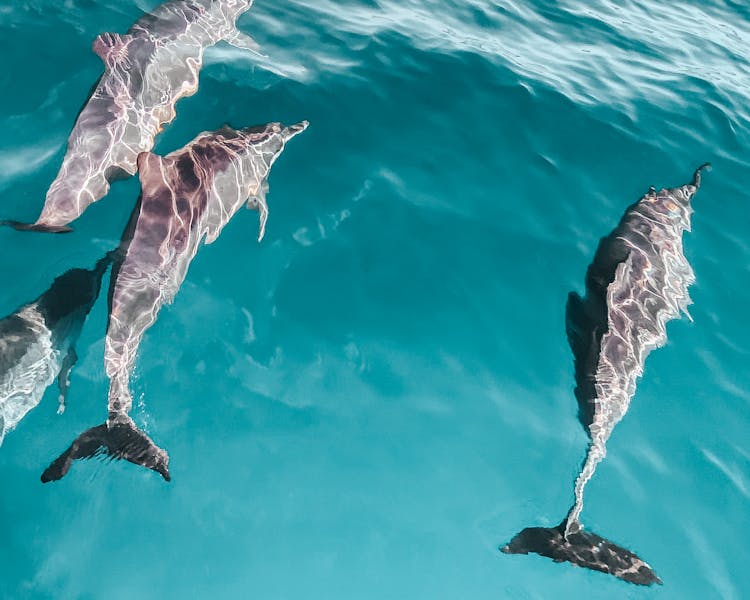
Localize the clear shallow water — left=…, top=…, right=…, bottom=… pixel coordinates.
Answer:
left=0, top=0, right=749, bottom=598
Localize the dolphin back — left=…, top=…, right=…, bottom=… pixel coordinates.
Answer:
left=502, top=522, right=661, bottom=585
left=502, top=166, right=709, bottom=587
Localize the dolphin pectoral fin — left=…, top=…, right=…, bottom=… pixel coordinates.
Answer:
left=0, top=220, right=73, bottom=233
left=225, top=29, right=266, bottom=57
left=256, top=200, right=269, bottom=242
left=41, top=418, right=170, bottom=483
left=246, top=178, right=269, bottom=241
left=501, top=522, right=661, bottom=586
left=56, top=347, right=78, bottom=415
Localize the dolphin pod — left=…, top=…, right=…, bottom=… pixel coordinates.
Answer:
left=41, top=122, right=308, bottom=482
left=502, top=165, right=709, bottom=585
left=0, top=0, right=715, bottom=591
left=2, top=0, right=259, bottom=233
left=0, top=255, right=111, bottom=445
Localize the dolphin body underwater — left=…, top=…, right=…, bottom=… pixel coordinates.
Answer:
left=2, top=0, right=260, bottom=233
left=503, top=164, right=709, bottom=585
left=41, top=121, right=308, bottom=482
left=0, top=255, right=111, bottom=446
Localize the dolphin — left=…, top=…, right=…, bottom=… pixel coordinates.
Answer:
left=502, top=164, right=709, bottom=585
left=2, top=0, right=260, bottom=233
left=0, top=255, right=111, bottom=445
left=41, top=121, right=308, bottom=482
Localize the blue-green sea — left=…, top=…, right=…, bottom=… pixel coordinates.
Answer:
left=1, top=1, right=749, bottom=598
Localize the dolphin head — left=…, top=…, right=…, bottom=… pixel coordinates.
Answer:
left=237, top=121, right=309, bottom=157
left=645, top=163, right=709, bottom=225
left=226, top=121, right=308, bottom=241
left=676, top=162, right=710, bottom=208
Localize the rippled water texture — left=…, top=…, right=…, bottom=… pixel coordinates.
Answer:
left=1, top=1, right=749, bottom=598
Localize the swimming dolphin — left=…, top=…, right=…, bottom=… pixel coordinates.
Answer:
left=41, top=121, right=308, bottom=482
left=2, top=0, right=260, bottom=233
left=502, top=164, right=709, bottom=585
left=0, top=255, right=111, bottom=445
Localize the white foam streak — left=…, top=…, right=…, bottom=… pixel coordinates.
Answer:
left=0, top=143, right=58, bottom=190
left=701, top=448, right=750, bottom=500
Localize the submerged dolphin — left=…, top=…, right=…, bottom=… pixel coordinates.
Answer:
left=2, top=0, right=259, bottom=233
left=41, top=121, right=308, bottom=482
left=503, top=164, right=709, bottom=585
left=0, top=255, right=111, bottom=445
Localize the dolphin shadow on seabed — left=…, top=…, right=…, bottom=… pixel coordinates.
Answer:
left=502, top=164, right=710, bottom=586
left=0, top=254, right=112, bottom=446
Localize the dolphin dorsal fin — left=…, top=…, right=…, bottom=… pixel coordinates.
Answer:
left=92, top=32, right=133, bottom=63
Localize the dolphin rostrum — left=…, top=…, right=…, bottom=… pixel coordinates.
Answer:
left=0, top=255, right=111, bottom=445
left=502, top=164, right=709, bottom=585
left=41, top=121, right=308, bottom=482
left=2, top=0, right=259, bottom=233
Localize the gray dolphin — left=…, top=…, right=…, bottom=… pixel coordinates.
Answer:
left=0, top=255, right=111, bottom=445
left=503, top=164, right=710, bottom=585
left=41, top=121, right=308, bottom=482
left=2, top=0, right=259, bottom=233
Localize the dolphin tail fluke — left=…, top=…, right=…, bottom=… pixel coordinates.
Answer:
left=41, top=417, right=170, bottom=483
left=0, top=220, right=73, bottom=234
left=501, top=521, right=661, bottom=586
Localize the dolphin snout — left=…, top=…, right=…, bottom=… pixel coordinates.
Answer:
left=282, top=120, right=309, bottom=141
left=289, top=120, right=309, bottom=133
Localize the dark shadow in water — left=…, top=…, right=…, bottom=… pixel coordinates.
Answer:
left=565, top=220, right=631, bottom=433
left=0, top=253, right=113, bottom=444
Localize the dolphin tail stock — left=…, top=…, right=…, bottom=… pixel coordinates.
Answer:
left=0, top=220, right=72, bottom=234
left=501, top=519, right=661, bottom=586
left=41, top=415, right=170, bottom=483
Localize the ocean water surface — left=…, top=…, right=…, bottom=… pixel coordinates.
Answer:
left=1, top=0, right=749, bottom=598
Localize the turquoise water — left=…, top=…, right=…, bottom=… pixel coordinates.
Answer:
left=1, top=0, right=749, bottom=598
